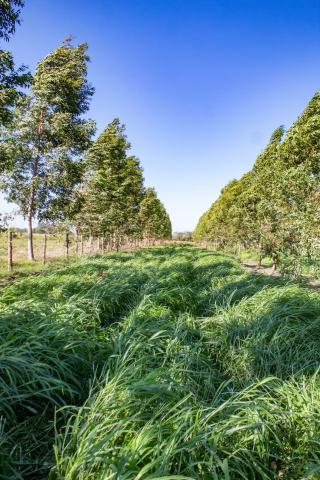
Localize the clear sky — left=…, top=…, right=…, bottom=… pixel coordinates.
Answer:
left=2, top=0, right=320, bottom=231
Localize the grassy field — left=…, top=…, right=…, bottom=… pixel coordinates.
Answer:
left=0, top=232, right=101, bottom=279
left=1, top=245, right=320, bottom=479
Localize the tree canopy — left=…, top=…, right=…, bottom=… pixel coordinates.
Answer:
left=74, top=119, right=171, bottom=248
left=0, top=0, right=31, bottom=126
left=0, top=39, right=95, bottom=259
left=194, top=93, right=320, bottom=272
left=0, top=39, right=172, bottom=255
left=0, top=0, right=24, bottom=41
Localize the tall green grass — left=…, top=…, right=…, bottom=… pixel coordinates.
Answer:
left=0, top=246, right=319, bottom=479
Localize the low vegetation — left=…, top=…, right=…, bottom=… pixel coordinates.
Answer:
left=1, top=245, right=319, bottom=479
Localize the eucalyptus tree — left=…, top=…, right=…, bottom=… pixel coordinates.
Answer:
left=0, top=0, right=31, bottom=126
left=278, top=93, right=320, bottom=267
left=122, top=155, right=145, bottom=240
left=158, top=205, right=172, bottom=240
left=194, top=179, right=241, bottom=246
left=250, top=126, right=285, bottom=268
left=194, top=127, right=286, bottom=264
left=194, top=92, right=320, bottom=272
left=81, top=119, right=130, bottom=245
left=139, top=187, right=172, bottom=241
left=0, top=39, right=95, bottom=260
left=80, top=119, right=146, bottom=249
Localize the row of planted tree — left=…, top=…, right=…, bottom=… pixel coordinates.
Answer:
left=194, top=93, right=320, bottom=273
left=4, top=230, right=172, bottom=272
left=0, top=4, right=172, bottom=262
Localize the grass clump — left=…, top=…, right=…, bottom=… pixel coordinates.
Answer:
left=0, top=245, right=319, bottom=479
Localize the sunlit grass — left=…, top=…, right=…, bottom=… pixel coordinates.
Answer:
left=0, top=245, right=319, bottom=479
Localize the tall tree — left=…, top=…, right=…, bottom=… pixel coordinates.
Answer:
left=249, top=126, right=285, bottom=268
left=79, top=119, right=146, bottom=249
left=0, top=39, right=95, bottom=260
left=194, top=90, right=320, bottom=273
left=81, top=119, right=130, bottom=245
left=0, top=0, right=31, bottom=126
left=122, top=155, right=145, bottom=240
left=139, top=187, right=172, bottom=242
left=193, top=178, right=241, bottom=245
left=277, top=93, right=320, bottom=268
left=194, top=127, right=286, bottom=266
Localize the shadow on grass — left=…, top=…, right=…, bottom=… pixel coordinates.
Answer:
left=205, top=281, right=320, bottom=382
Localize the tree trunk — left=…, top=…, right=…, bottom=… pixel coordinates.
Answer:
left=89, top=226, right=93, bottom=254
left=271, top=252, right=278, bottom=272
left=80, top=234, right=84, bottom=255
left=7, top=229, right=13, bottom=272
left=27, top=110, right=43, bottom=262
left=43, top=233, right=47, bottom=265
left=74, top=226, right=79, bottom=255
left=65, top=232, right=70, bottom=259
left=27, top=210, right=35, bottom=261
left=257, top=244, right=262, bottom=268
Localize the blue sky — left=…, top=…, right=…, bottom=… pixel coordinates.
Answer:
left=2, top=0, right=320, bottom=231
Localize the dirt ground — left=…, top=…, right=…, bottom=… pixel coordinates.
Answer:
left=242, top=260, right=320, bottom=290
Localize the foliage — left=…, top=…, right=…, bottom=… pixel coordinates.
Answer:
left=0, top=0, right=31, bottom=126
left=79, top=119, right=144, bottom=240
left=0, top=211, right=12, bottom=231
left=194, top=93, right=320, bottom=273
left=0, top=33, right=171, bottom=250
left=139, top=187, right=172, bottom=240
left=75, top=120, right=171, bottom=245
left=0, top=38, right=95, bottom=258
left=0, top=0, right=24, bottom=41
left=0, top=50, right=31, bottom=125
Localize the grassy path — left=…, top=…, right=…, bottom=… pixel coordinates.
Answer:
left=0, top=246, right=319, bottom=479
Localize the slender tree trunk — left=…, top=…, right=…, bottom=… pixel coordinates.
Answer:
left=271, top=252, right=277, bottom=272
left=257, top=243, right=262, bottom=268
left=43, top=233, right=47, bottom=265
left=27, top=110, right=43, bottom=262
left=74, top=225, right=79, bottom=255
left=80, top=234, right=84, bottom=256
left=89, top=226, right=93, bottom=254
left=27, top=208, right=35, bottom=261
left=65, top=232, right=69, bottom=259
left=7, top=229, right=13, bottom=272
left=26, top=176, right=35, bottom=262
